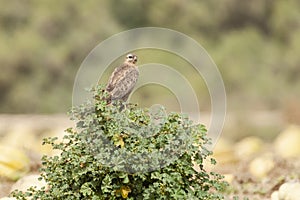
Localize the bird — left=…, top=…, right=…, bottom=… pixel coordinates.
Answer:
left=105, top=53, right=139, bottom=103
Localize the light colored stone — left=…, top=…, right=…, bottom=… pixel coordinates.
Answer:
left=234, top=136, right=263, bottom=158
left=0, top=145, right=30, bottom=180
left=10, top=174, right=47, bottom=193
left=0, top=197, right=17, bottom=200
left=274, top=125, right=300, bottom=158
left=1, top=126, right=38, bottom=151
left=39, top=128, right=65, bottom=156
left=223, top=174, right=234, bottom=184
left=248, top=153, right=274, bottom=179
left=204, top=138, right=238, bottom=170
left=278, top=182, right=300, bottom=200
left=212, top=138, right=238, bottom=164
left=271, top=191, right=279, bottom=200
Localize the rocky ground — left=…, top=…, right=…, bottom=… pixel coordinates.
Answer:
left=210, top=131, right=300, bottom=200
left=0, top=114, right=299, bottom=200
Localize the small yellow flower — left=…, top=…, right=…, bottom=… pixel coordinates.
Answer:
left=116, top=185, right=131, bottom=198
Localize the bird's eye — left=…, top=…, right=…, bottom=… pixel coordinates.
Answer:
left=128, top=55, right=133, bottom=59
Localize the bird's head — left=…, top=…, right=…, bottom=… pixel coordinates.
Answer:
left=125, top=53, right=138, bottom=64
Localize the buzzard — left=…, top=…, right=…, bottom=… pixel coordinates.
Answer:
left=105, top=53, right=139, bottom=102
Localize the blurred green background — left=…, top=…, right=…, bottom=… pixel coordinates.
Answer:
left=0, top=0, right=300, bottom=125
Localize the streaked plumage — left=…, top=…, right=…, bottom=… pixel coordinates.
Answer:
left=105, top=53, right=139, bottom=102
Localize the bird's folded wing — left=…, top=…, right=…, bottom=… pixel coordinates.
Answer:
left=110, top=68, right=139, bottom=100
left=106, top=62, right=131, bottom=92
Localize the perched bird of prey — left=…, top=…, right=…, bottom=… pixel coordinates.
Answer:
left=105, top=53, right=139, bottom=102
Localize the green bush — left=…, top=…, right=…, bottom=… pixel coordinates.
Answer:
left=12, top=85, right=227, bottom=199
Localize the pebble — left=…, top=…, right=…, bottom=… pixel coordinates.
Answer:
left=204, top=138, right=238, bottom=170
left=248, top=153, right=274, bottom=179
left=10, top=174, right=47, bottom=193
left=0, top=145, right=30, bottom=180
left=1, top=126, right=38, bottom=151
left=234, top=136, right=263, bottom=158
left=274, top=125, right=300, bottom=158
left=212, top=138, right=238, bottom=165
left=271, top=182, right=300, bottom=200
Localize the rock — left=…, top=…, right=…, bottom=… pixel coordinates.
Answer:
left=278, top=182, right=300, bottom=200
left=271, top=182, right=300, bottom=200
left=2, top=126, right=66, bottom=156
left=0, top=197, right=17, bottom=200
left=271, top=191, right=279, bottom=200
left=1, top=126, right=38, bottom=151
left=0, top=145, right=30, bottom=180
left=274, top=125, right=300, bottom=158
left=234, top=136, right=263, bottom=158
left=248, top=153, right=274, bottom=179
left=39, top=128, right=65, bottom=156
left=223, top=174, right=234, bottom=184
left=212, top=138, right=238, bottom=164
left=204, top=138, right=238, bottom=170
left=10, top=174, right=47, bottom=193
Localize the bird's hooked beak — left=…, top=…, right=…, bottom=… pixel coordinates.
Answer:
left=133, top=56, right=138, bottom=64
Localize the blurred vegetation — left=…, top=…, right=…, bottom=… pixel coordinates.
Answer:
left=0, top=0, right=300, bottom=114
